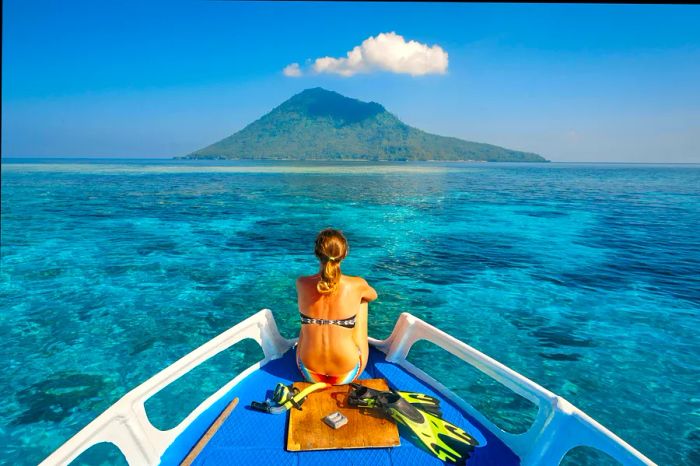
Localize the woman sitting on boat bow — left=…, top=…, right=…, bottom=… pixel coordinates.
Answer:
left=296, top=228, right=378, bottom=385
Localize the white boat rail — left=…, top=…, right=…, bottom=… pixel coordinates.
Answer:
left=40, top=309, right=294, bottom=466
left=373, top=312, right=656, bottom=466
left=40, top=309, right=655, bottom=466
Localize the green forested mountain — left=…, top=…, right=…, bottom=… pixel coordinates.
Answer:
left=186, top=88, right=547, bottom=162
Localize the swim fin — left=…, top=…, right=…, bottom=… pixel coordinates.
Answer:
left=348, top=385, right=478, bottom=464
left=348, top=383, right=442, bottom=416
left=396, top=391, right=443, bottom=417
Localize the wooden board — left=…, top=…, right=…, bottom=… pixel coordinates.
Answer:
left=287, top=379, right=400, bottom=451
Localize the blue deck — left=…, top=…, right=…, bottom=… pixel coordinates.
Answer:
left=160, top=347, right=520, bottom=466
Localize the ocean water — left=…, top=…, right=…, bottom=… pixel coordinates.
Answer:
left=1, top=159, right=699, bottom=465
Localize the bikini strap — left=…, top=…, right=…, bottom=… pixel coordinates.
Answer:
left=300, top=312, right=356, bottom=328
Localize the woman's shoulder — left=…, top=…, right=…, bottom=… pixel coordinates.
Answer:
left=296, top=273, right=370, bottom=289
left=296, top=274, right=319, bottom=285
left=341, top=274, right=371, bottom=287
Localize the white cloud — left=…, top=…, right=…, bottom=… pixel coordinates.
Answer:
left=311, top=32, right=448, bottom=77
left=283, top=63, right=302, bottom=77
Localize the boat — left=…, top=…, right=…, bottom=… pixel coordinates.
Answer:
left=40, top=309, right=656, bottom=465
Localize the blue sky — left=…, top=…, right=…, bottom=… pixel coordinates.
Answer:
left=2, top=1, right=699, bottom=162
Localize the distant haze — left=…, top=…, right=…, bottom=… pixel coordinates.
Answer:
left=2, top=2, right=699, bottom=163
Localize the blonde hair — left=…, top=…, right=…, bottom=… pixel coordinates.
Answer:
left=314, top=228, right=348, bottom=294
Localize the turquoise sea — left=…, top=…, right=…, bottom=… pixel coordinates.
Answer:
left=1, top=159, right=699, bottom=465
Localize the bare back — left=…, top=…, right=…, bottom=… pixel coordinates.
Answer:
left=296, top=273, right=377, bottom=375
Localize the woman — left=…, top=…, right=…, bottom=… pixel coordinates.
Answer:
left=296, top=228, right=378, bottom=385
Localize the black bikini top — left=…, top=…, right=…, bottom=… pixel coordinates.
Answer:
left=300, top=312, right=357, bottom=329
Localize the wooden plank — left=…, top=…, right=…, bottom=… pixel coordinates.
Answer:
left=180, top=397, right=239, bottom=466
left=287, top=379, right=400, bottom=451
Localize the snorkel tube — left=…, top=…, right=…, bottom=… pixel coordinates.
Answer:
left=250, top=382, right=330, bottom=414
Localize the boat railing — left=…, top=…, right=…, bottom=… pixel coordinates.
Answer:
left=372, top=312, right=656, bottom=466
left=41, top=309, right=655, bottom=466
left=40, top=309, right=294, bottom=466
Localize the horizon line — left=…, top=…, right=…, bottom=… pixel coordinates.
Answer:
left=1, top=156, right=699, bottom=165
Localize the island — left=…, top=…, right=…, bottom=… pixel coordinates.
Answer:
left=184, top=87, right=547, bottom=162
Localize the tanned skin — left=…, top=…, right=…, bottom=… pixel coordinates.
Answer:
left=296, top=272, right=377, bottom=376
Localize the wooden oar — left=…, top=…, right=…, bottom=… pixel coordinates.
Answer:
left=180, top=397, right=239, bottom=466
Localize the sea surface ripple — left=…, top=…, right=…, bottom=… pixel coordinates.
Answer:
left=1, top=159, right=699, bottom=465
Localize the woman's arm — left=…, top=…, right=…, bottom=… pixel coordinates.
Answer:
left=354, top=278, right=376, bottom=374
left=353, top=301, right=369, bottom=374
left=295, top=277, right=305, bottom=349
left=361, top=279, right=378, bottom=303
